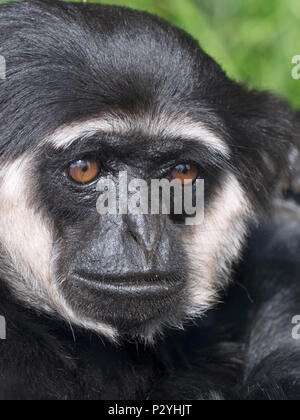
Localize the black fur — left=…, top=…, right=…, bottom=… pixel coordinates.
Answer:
left=0, top=0, right=300, bottom=400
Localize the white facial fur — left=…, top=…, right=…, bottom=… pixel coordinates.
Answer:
left=45, top=114, right=230, bottom=157
left=0, top=157, right=118, bottom=341
left=0, top=117, right=252, bottom=341
left=183, top=174, right=254, bottom=318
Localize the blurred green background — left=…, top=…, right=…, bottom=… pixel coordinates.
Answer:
left=1, top=0, right=300, bottom=107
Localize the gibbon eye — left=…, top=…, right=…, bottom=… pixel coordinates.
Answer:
left=169, top=163, right=198, bottom=184
left=67, top=159, right=100, bottom=185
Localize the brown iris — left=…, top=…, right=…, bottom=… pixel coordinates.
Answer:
left=67, top=159, right=100, bottom=185
left=170, top=163, right=198, bottom=184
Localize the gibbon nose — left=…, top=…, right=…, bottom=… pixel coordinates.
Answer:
left=125, top=214, right=164, bottom=262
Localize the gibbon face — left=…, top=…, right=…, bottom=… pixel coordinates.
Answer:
left=0, top=1, right=296, bottom=341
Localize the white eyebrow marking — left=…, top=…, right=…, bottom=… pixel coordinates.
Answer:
left=44, top=114, right=230, bottom=156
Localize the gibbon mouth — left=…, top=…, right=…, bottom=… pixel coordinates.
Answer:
left=69, top=272, right=183, bottom=296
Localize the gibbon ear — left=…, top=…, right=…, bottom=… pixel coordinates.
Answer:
left=222, top=87, right=300, bottom=211
left=281, top=147, right=300, bottom=198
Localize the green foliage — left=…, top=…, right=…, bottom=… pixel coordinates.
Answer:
left=1, top=0, right=300, bottom=107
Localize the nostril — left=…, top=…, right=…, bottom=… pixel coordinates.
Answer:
left=128, top=226, right=157, bottom=257
left=125, top=214, right=164, bottom=262
left=129, top=229, right=141, bottom=245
